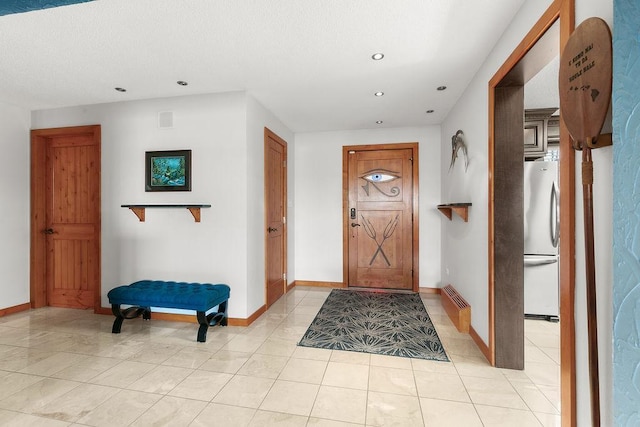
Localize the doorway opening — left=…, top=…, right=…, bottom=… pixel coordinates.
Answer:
left=488, top=0, right=575, bottom=424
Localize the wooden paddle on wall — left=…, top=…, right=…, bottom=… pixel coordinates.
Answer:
left=558, top=17, right=612, bottom=427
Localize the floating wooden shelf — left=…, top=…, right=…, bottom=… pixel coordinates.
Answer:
left=437, top=203, right=472, bottom=222
left=121, top=204, right=211, bottom=222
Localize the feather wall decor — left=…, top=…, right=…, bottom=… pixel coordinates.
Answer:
left=449, top=130, right=469, bottom=172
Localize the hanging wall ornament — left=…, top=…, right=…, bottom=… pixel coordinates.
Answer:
left=449, top=130, right=469, bottom=172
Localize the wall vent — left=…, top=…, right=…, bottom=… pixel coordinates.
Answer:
left=441, top=284, right=471, bottom=333
left=158, top=111, right=173, bottom=129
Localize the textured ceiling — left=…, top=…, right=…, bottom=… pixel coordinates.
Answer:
left=0, top=0, right=525, bottom=132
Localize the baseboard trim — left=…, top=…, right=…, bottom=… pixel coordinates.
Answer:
left=419, top=287, right=441, bottom=294
left=293, top=280, right=345, bottom=288
left=470, top=324, right=491, bottom=363
left=95, top=306, right=112, bottom=316
left=0, top=302, right=31, bottom=317
left=234, top=305, right=267, bottom=327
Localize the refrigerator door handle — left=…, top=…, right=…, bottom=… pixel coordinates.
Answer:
left=524, top=255, right=559, bottom=266
left=550, top=181, right=560, bottom=248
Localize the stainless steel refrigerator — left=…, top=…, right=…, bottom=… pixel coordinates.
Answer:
left=523, top=160, right=560, bottom=321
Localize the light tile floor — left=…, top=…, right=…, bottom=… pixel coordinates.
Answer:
left=0, top=287, right=560, bottom=426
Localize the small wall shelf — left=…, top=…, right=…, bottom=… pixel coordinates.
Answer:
left=121, top=204, right=211, bottom=222
left=437, top=203, right=472, bottom=222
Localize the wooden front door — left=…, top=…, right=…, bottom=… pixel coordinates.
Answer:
left=31, top=125, right=101, bottom=310
left=345, top=144, right=417, bottom=290
left=265, top=128, right=287, bottom=307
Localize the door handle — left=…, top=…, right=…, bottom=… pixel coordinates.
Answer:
left=524, top=255, right=558, bottom=266
left=43, top=228, right=54, bottom=234
left=351, top=223, right=360, bottom=227
left=550, top=182, right=560, bottom=248
left=267, top=227, right=278, bottom=233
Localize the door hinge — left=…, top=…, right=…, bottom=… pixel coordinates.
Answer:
left=282, top=216, right=286, bottom=224
left=283, top=273, right=286, bottom=281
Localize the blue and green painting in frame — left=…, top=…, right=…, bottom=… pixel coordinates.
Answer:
left=145, top=149, right=191, bottom=192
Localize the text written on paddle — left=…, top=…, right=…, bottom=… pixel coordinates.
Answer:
left=567, top=43, right=599, bottom=100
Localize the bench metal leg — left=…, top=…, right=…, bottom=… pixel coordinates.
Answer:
left=111, top=304, right=151, bottom=334
left=196, top=311, right=209, bottom=342
left=111, top=304, right=124, bottom=333
left=206, top=300, right=229, bottom=328
left=112, top=313, right=124, bottom=334
left=111, top=297, right=228, bottom=343
left=195, top=300, right=229, bottom=342
left=217, top=300, right=229, bottom=326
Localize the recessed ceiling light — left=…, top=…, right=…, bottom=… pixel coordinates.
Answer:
left=371, top=53, right=384, bottom=60
left=374, top=91, right=384, bottom=97
left=437, top=86, right=447, bottom=91
left=426, top=110, right=435, bottom=114
left=177, top=81, right=188, bottom=86
left=376, top=120, right=383, bottom=124
left=115, top=87, right=126, bottom=92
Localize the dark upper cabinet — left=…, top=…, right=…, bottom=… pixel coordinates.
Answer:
left=546, top=115, right=560, bottom=144
left=524, top=108, right=558, bottom=159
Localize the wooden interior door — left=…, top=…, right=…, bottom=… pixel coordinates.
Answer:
left=265, top=128, right=287, bottom=307
left=31, top=125, right=101, bottom=310
left=346, top=146, right=414, bottom=290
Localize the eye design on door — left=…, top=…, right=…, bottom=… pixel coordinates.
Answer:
left=360, top=168, right=400, bottom=197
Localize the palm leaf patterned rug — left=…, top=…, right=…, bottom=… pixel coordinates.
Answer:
left=298, top=289, right=449, bottom=361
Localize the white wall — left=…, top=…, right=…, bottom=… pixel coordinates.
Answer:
left=294, top=126, right=442, bottom=288
left=0, top=102, right=31, bottom=310
left=441, top=0, right=613, bottom=424
left=441, top=0, right=555, bottom=347
left=32, top=91, right=293, bottom=318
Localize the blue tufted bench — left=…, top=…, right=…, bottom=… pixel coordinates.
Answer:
left=107, top=280, right=230, bottom=342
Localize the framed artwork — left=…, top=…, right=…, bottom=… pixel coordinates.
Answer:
left=145, top=149, right=191, bottom=192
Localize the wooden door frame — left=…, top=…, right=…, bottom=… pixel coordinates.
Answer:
left=264, top=127, right=288, bottom=306
left=30, top=125, right=102, bottom=312
left=342, top=143, right=419, bottom=292
left=488, top=0, right=575, bottom=425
